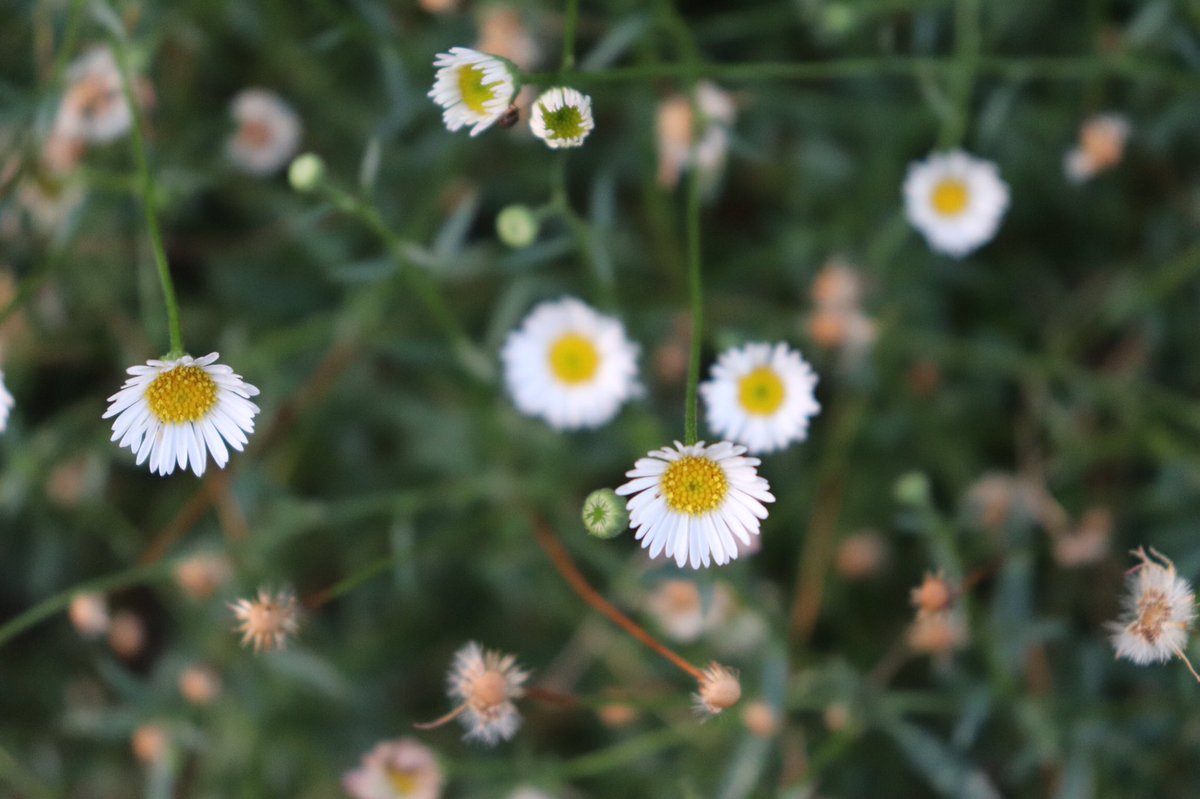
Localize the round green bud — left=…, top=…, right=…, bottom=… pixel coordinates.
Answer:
left=582, top=488, right=628, bottom=539
left=288, top=153, right=325, bottom=193
left=496, top=204, right=539, bottom=248
left=893, top=471, right=931, bottom=507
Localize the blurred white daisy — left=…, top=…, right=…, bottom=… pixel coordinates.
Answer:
left=230, top=588, right=300, bottom=653
left=54, top=47, right=130, bottom=143
left=646, top=579, right=732, bottom=642
left=103, top=352, right=260, bottom=477
left=530, top=87, right=594, bottom=149
left=700, top=342, right=820, bottom=454
left=1064, top=113, right=1130, bottom=183
left=903, top=150, right=1009, bottom=258
left=0, top=369, right=13, bottom=433
left=616, top=440, right=775, bottom=569
left=428, top=47, right=518, bottom=136
left=417, top=642, right=529, bottom=746
left=501, top=297, right=639, bottom=430
left=343, top=738, right=444, bottom=799
left=226, top=89, right=302, bottom=176
left=1110, top=547, right=1199, bottom=679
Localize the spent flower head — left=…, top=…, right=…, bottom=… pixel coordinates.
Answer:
left=226, top=88, right=302, bottom=175
left=616, top=440, right=775, bottom=569
left=230, top=588, right=301, bottom=653
left=103, top=352, right=260, bottom=477
left=1109, top=547, right=1199, bottom=680
left=693, top=663, right=742, bottom=717
left=417, top=642, right=529, bottom=746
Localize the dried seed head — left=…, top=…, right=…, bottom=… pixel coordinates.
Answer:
left=131, top=724, right=169, bottom=765
left=179, top=665, right=222, bottom=706
left=68, top=592, right=110, bottom=639
left=836, top=531, right=888, bottom=580
left=908, top=610, right=967, bottom=656
left=741, top=700, right=778, bottom=738
left=1110, top=547, right=1198, bottom=679
left=174, top=553, right=232, bottom=600
left=910, top=571, right=954, bottom=616
left=230, top=589, right=301, bottom=653
left=107, top=610, right=145, bottom=660
left=693, top=663, right=741, bottom=717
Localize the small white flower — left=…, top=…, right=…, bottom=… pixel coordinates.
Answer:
left=616, top=440, right=775, bottom=569
left=226, top=89, right=302, bottom=176
left=53, top=47, right=133, bottom=144
left=230, top=588, right=301, bottom=653
left=700, top=342, right=820, bottom=454
left=903, top=150, right=1010, bottom=258
left=343, top=738, right=444, bottom=799
left=428, top=47, right=518, bottom=136
left=102, top=352, right=261, bottom=477
left=1110, top=547, right=1197, bottom=672
left=0, top=369, right=13, bottom=433
left=501, top=297, right=640, bottom=430
left=530, top=87, right=594, bottom=149
left=446, top=642, right=529, bottom=746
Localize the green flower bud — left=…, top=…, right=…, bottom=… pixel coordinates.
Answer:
left=893, top=471, right=931, bottom=507
left=582, top=488, right=628, bottom=539
left=288, top=153, right=325, bottom=193
left=496, top=204, right=539, bottom=248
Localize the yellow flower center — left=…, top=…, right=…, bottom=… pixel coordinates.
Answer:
left=547, top=333, right=600, bottom=384
left=540, top=102, right=586, bottom=141
left=145, top=365, right=217, bottom=424
left=457, top=64, right=498, bottom=115
left=930, top=179, right=970, bottom=216
left=737, top=367, right=786, bottom=415
left=385, top=766, right=419, bottom=795
left=662, top=456, right=729, bottom=515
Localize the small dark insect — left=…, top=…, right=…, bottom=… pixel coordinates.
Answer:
left=496, top=104, right=520, bottom=129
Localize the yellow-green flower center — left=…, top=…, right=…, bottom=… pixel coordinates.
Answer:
left=145, top=365, right=217, bottom=424
left=662, top=456, right=729, bottom=515
left=385, top=766, right=419, bottom=795
left=930, top=179, right=970, bottom=216
left=457, top=65, right=499, bottom=115
left=548, top=333, right=600, bottom=384
left=737, top=367, right=786, bottom=415
left=539, top=102, right=586, bottom=141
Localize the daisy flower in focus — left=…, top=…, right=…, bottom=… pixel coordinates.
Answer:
left=428, top=48, right=519, bottom=136
left=1064, top=113, right=1130, bottom=183
left=343, top=738, right=444, bottom=799
left=616, top=440, right=775, bottom=569
left=1110, top=546, right=1199, bottom=680
left=417, top=642, right=529, bottom=746
left=530, top=87, right=594, bottom=148
left=903, top=150, right=1009, bottom=258
left=103, top=352, right=260, bottom=477
left=501, top=297, right=639, bottom=430
left=0, top=370, right=13, bottom=433
left=226, top=89, right=302, bottom=176
left=700, top=342, right=821, bottom=454
left=230, top=588, right=300, bottom=653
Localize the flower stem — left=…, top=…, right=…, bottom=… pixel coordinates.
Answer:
left=111, top=37, right=184, bottom=357
left=561, top=0, right=580, bottom=74
left=682, top=164, right=703, bottom=445
left=532, top=517, right=704, bottom=682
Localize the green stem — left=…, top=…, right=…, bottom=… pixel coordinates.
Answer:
left=682, top=163, right=703, bottom=445
left=45, top=0, right=87, bottom=88
left=0, top=562, right=173, bottom=650
left=0, top=744, right=53, bottom=799
left=550, top=154, right=618, bottom=309
left=111, top=37, right=184, bottom=356
left=939, top=0, right=980, bottom=148
left=561, top=0, right=580, bottom=74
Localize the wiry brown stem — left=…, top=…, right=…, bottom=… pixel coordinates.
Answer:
left=413, top=702, right=470, bottom=731
left=532, top=517, right=704, bottom=682
left=1172, top=644, right=1200, bottom=683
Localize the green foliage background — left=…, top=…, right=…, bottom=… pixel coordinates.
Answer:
left=2, top=0, right=1200, bottom=796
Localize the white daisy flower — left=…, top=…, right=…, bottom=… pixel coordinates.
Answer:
left=53, top=47, right=134, bottom=144
left=418, top=642, right=529, bottom=746
left=102, top=352, right=261, bottom=477
left=1110, top=547, right=1198, bottom=677
left=700, top=342, right=821, bottom=454
left=530, top=87, right=594, bottom=149
left=0, top=370, right=13, bottom=433
left=428, top=47, right=518, bottom=136
left=226, top=88, right=302, bottom=176
left=903, top=150, right=1010, bottom=258
left=501, top=297, right=639, bottom=430
left=343, top=738, right=444, bottom=799
left=615, top=440, right=775, bottom=569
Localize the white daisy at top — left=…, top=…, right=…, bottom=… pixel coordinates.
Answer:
left=103, top=352, right=260, bottom=477
left=53, top=47, right=133, bottom=144
left=1110, top=546, right=1197, bottom=672
left=530, top=87, right=594, bottom=149
left=616, top=440, right=775, bottom=569
left=428, top=47, right=518, bottom=136
left=700, top=342, right=820, bottom=455
left=0, top=370, right=13, bottom=433
left=226, top=88, right=302, bottom=176
left=903, top=150, right=1010, bottom=258
left=343, top=738, right=444, bottom=799
left=501, top=297, right=639, bottom=430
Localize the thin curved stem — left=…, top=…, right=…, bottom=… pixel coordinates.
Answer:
left=110, top=34, right=184, bottom=356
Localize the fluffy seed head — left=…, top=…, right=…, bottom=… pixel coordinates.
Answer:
left=230, top=588, right=301, bottom=653
left=694, top=663, right=742, bottom=717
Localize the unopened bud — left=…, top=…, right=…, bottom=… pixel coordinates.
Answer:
left=496, top=204, right=539, bottom=248
left=582, top=488, right=628, bottom=539
left=893, top=471, right=931, bottom=507
left=288, top=153, right=325, bottom=193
